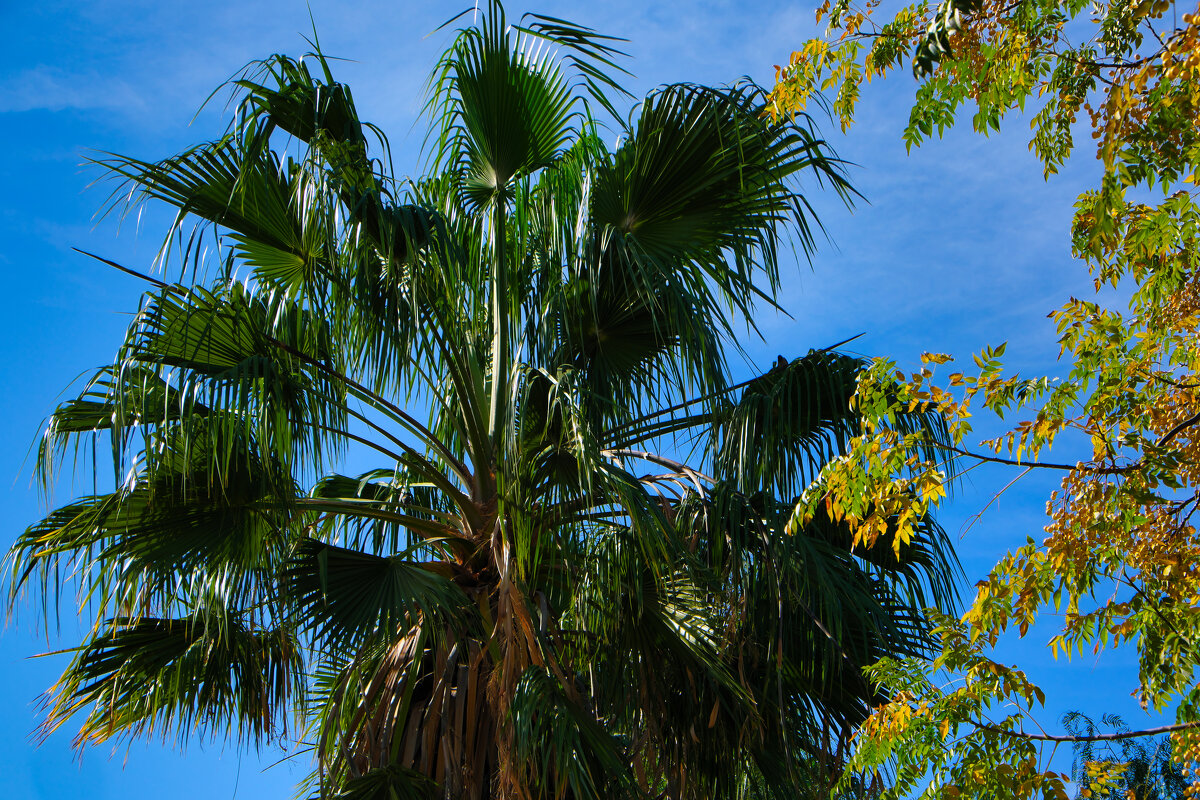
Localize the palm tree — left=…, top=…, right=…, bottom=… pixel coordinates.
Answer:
left=6, top=4, right=959, bottom=799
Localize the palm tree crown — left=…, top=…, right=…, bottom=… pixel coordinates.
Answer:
left=7, top=4, right=959, bottom=799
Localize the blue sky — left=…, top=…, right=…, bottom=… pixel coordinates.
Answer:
left=0, top=1, right=1149, bottom=797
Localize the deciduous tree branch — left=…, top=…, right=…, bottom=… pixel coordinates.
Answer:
left=974, top=719, right=1200, bottom=743
left=944, top=445, right=1129, bottom=474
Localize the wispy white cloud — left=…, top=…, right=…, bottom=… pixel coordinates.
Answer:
left=0, top=65, right=146, bottom=113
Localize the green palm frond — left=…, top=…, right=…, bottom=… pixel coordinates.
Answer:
left=96, top=134, right=334, bottom=285
left=285, top=539, right=472, bottom=652
left=716, top=349, right=864, bottom=499
left=43, top=364, right=204, bottom=439
left=45, top=611, right=299, bottom=747
left=12, top=418, right=293, bottom=625
left=593, top=83, right=850, bottom=297
left=516, top=11, right=632, bottom=122
left=427, top=0, right=616, bottom=202
left=511, top=667, right=642, bottom=800
left=545, top=259, right=724, bottom=430
left=234, top=52, right=446, bottom=274
left=804, top=503, right=961, bottom=615
left=117, top=281, right=348, bottom=472
left=235, top=51, right=370, bottom=151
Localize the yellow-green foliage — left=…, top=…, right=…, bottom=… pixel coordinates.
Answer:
left=772, top=0, right=1200, bottom=797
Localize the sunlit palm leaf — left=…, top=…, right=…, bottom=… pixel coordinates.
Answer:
left=96, top=135, right=331, bottom=286
left=592, top=83, right=851, bottom=304
left=429, top=0, right=578, bottom=202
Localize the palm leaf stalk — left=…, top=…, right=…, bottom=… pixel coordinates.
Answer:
left=7, top=4, right=959, bottom=799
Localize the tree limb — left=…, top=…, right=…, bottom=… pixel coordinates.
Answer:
left=974, top=719, right=1200, bottom=743
left=945, top=446, right=1129, bottom=474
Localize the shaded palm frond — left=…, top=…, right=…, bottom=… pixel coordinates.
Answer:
left=715, top=349, right=865, bottom=500
left=510, top=666, right=642, bottom=800
left=312, top=763, right=439, bottom=800
left=285, top=538, right=473, bottom=653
